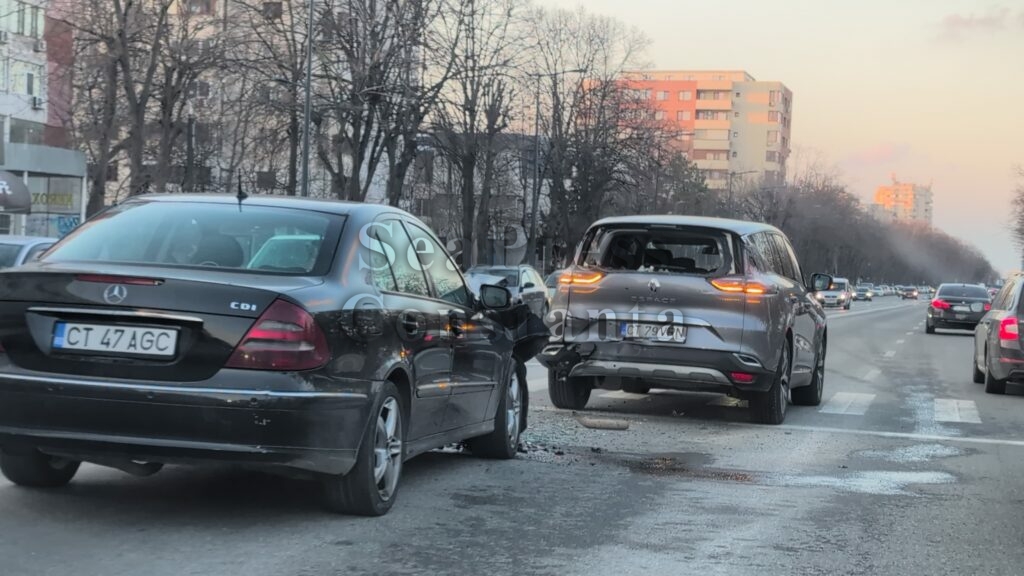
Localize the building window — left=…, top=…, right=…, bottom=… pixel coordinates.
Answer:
left=654, top=110, right=666, bottom=120
left=767, top=130, right=780, bottom=145
left=26, top=72, right=34, bottom=96
left=656, top=91, right=668, bottom=101
left=766, top=150, right=779, bottom=162
left=642, top=89, right=651, bottom=100
left=769, top=90, right=781, bottom=106
left=676, top=110, right=691, bottom=121
left=185, top=0, right=214, bottom=15
left=10, top=118, right=44, bottom=145
left=735, top=92, right=741, bottom=98
left=697, top=90, right=729, bottom=100
left=262, top=1, right=283, bottom=19
left=731, top=151, right=737, bottom=158
left=678, top=90, right=692, bottom=101
left=0, top=214, right=10, bottom=235
left=16, top=2, right=26, bottom=35
left=29, top=5, right=40, bottom=37
left=768, top=111, right=781, bottom=122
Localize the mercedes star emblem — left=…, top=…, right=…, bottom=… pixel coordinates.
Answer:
left=103, top=284, right=128, bottom=305
left=648, top=279, right=660, bottom=292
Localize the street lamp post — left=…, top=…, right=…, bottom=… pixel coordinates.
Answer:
left=527, top=67, right=585, bottom=268
left=299, top=0, right=316, bottom=198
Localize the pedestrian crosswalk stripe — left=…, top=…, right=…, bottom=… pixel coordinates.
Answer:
left=820, top=392, right=876, bottom=415
left=933, top=398, right=981, bottom=424
left=864, top=368, right=881, bottom=381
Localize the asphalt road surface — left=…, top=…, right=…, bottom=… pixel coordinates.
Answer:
left=4, top=297, right=1024, bottom=575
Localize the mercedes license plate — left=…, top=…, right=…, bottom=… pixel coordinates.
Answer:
left=52, top=322, right=178, bottom=357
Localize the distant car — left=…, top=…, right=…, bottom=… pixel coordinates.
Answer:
left=466, top=264, right=548, bottom=317
left=815, top=276, right=852, bottom=309
left=974, top=274, right=1024, bottom=394
left=0, top=236, right=57, bottom=269
left=900, top=286, right=919, bottom=300
left=927, top=283, right=991, bottom=333
left=853, top=285, right=874, bottom=301
left=538, top=215, right=833, bottom=425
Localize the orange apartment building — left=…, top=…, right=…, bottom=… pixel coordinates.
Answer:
left=622, top=70, right=792, bottom=191
left=872, top=176, right=933, bottom=225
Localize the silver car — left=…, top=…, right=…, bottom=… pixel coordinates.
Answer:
left=0, top=236, right=57, bottom=269
left=537, top=216, right=831, bottom=424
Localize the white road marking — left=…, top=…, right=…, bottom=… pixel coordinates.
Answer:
left=864, top=368, right=881, bottom=381
left=600, top=390, right=649, bottom=400
left=883, top=350, right=896, bottom=358
left=772, top=424, right=1024, bottom=448
left=906, top=331, right=914, bottom=335
left=933, top=398, right=982, bottom=424
left=820, top=392, right=876, bottom=415
left=896, top=339, right=905, bottom=345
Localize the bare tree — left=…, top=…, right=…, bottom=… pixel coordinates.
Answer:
left=528, top=7, right=652, bottom=261
left=431, top=0, right=523, bottom=267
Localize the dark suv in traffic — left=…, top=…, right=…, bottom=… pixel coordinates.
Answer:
left=537, top=216, right=831, bottom=424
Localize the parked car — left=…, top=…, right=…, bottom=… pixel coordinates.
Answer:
left=900, top=286, right=919, bottom=300
left=927, top=283, right=991, bottom=333
left=815, top=276, right=852, bottom=309
left=537, top=215, right=832, bottom=425
left=974, top=274, right=1024, bottom=394
left=466, top=264, right=549, bottom=317
left=0, top=235, right=57, bottom=269
left=0, top=195, right=540, bottom=516
left=853, top=285, right=874, bottom=301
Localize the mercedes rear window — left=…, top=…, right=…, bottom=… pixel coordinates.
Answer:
left=937, top=285, right=990, bottom=299
left=578, top=226, right=735, bottom=276
left=42, top=201, right=344, bottom=276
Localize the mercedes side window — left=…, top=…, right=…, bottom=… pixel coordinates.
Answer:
left=377, top=219, right=431, bottom=297
left=404, top=222, right=472, bottom=307
left=365, top=224, right=398, bottom=292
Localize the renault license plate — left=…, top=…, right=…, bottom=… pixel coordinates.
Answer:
left=622, top=323, right=686, bottom=342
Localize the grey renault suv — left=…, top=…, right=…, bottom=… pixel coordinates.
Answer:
left=537, top=215, right=832, bottom=424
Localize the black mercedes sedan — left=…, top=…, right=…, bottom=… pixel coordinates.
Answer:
left=0, top=195, right=530, bottom=516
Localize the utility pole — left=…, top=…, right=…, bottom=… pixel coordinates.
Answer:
left=299, top=0, right=315, bottom=198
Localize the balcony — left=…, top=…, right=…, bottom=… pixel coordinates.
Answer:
left=694, top=159, right=730, bottom=171
left=695, top=99, right=731, bottom=111
left=692, top=139, right=730, bottom=151
left=694, top=119, right=730, bottom=130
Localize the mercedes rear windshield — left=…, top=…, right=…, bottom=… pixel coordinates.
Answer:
left=41, top=201, right=345, bottom=276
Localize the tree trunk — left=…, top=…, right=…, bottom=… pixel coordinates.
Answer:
left=474, top=147, right=496, bottom=265
left=460, top=155, right=476, bottom=269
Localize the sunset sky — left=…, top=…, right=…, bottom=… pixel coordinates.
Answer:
left=539, top=0, right=1024, bottom=274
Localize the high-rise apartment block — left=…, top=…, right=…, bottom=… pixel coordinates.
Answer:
left=872, top=176, right=933, bottom=225
left=623, top=70, right=793, bottom=191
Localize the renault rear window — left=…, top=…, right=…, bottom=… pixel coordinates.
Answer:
left=42, top=201, right=345, bottom=276
left=578, top=226, right=735, bottom=276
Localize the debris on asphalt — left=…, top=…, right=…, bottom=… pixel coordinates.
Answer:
left=577, top=416, right=630, bottom=430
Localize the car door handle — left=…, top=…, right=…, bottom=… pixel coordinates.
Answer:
left=400, top=313, right=422, bottom=335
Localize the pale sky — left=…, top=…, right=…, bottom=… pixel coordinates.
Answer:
left=539, top=0, right=1024, bottom=274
